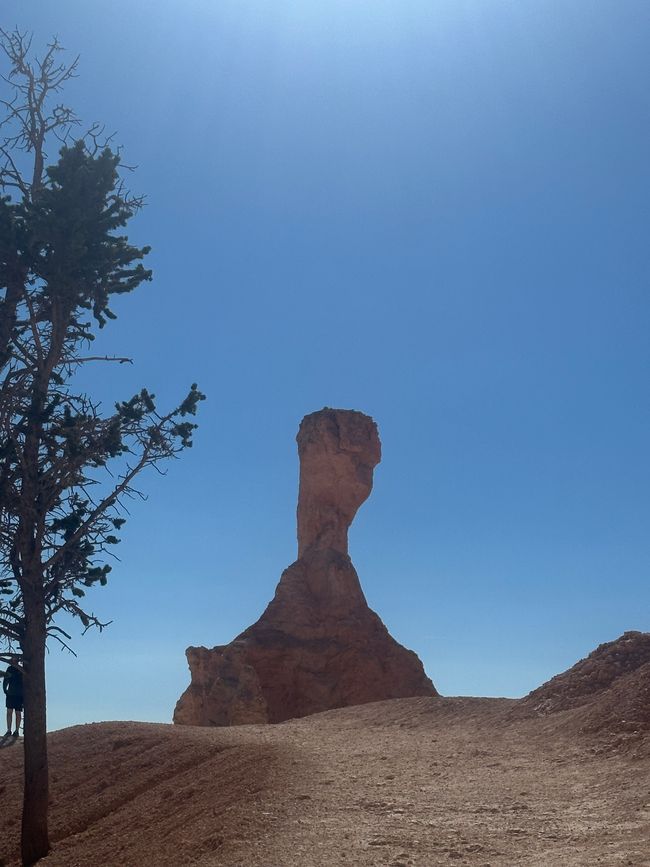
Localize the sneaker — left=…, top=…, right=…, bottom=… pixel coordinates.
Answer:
left=4, top=730, right=10, bottom=736
left=12, top=730, right=18, bottom=737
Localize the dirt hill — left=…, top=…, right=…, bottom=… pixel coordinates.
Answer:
left=515, top=631, right=650, bottom=737
left=1, top=695, right=649, bottom=866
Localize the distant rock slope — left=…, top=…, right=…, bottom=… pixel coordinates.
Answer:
left=517, top=631, right=650, bottom=734
left=174, top=408, right=436, bottom=726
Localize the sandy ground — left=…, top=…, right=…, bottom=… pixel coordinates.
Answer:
left=1, top=696, right=649, bottom=866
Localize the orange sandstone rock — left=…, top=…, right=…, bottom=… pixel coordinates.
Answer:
left=296, top=409, right=381, bottom=557
left=174, top=408, right=436, bottom=726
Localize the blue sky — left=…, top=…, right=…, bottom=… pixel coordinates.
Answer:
left=2, top=1, right=648, bottom=731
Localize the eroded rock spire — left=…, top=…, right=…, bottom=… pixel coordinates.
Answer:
left=174, top=408, right=436, bottom=727
left=296, top=409, right=381, bottom=557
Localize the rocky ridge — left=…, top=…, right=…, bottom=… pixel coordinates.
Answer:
left=516, top=630, right=650, bottom=735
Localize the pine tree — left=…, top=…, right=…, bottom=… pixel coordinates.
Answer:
left=0, top=30, right=204, bottom=864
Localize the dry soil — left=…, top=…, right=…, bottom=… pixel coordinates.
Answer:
left=1, top=696, right=649, bottom=866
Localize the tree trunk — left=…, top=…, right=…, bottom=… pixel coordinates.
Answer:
left=20, top=591, right=49, bottom=865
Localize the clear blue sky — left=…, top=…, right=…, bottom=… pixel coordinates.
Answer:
left=3, top=1, right=648, bottom=731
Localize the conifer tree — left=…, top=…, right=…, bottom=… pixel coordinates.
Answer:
left=0, top=30, right=204, bottom=864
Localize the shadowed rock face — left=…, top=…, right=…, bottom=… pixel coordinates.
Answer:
left=174, top=408, right=436, bottom=726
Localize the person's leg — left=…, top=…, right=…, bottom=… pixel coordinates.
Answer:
left=14, top=708, right=21, bottom=734
left=6, top=706, right=12, bottom=734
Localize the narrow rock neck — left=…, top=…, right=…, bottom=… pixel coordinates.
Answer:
left=297, top=500, right=349, bottom=558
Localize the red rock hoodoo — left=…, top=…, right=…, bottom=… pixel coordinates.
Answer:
left=174, top=408, right=437, bottom=726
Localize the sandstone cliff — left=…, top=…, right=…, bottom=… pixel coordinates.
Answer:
left=174, top=408, right=436, bottom=726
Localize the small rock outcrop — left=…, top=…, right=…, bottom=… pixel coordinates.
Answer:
left=515, top=631, right=650, bottom=735
left=174, top=408, right=437, bottom=726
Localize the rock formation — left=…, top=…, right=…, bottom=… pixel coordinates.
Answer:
left=174, top=408, right=437, bottom=726
left=515, top=631, right=650, bottom=735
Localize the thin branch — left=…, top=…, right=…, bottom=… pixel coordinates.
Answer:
left=43, top=446, right=152, bottom=573
left=69, top=355, right=133, bottom=365
left=0, top=618, right=21, bottom=639
left=47, top=633, right=77, bottom=656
